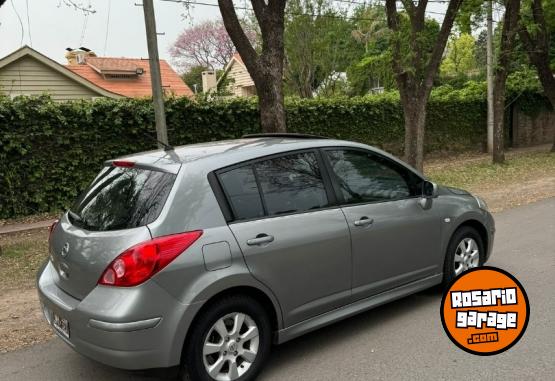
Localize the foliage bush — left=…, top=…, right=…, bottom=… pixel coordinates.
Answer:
left=0, top=85, right=546, bottom=218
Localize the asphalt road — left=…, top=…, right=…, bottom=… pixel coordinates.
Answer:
left=1, top=198, right=554, bottom=381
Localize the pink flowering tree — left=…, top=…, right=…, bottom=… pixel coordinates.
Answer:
left=171, top=19, right=256, bottom=71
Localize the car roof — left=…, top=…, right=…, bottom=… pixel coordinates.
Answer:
left=111, top=136, right=420, bottom=176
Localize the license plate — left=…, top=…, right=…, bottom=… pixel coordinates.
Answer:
left=53, top=313, right=70, bottom=339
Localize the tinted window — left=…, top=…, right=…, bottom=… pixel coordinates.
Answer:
left=255, top=152, right=329, bottom=216
left=326, top=150, right=422, bottom=203
left=70, top=166, right=176, bottom=231
left=219, top=166, right=265, bottom=220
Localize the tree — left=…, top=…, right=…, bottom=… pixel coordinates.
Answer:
left=348, top=4, right=393, bottom=95
left=455, top=0, right=485, bottom=35
left=384, top=0, right=463, bottom=172
left=441, top=33, right=478, bottom=78
left=181, top=65, right=209, bottom=94
left=218, top=0, right=287, bottom=133
left=171, top=20, right=244, bottom=71
left=475, top=29, right=488, bottom=72
left=519, top=0, right=555, bottom=152
left=352, top=5, right=390, bottom=54
left=492, top=0, right=521, bottom=164
left=284, top=0, right=363, bottom=98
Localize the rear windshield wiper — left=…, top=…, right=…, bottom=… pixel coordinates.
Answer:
left=68, top=210, right=93, bottom=229
left=68, top=210, right=83, bottom=223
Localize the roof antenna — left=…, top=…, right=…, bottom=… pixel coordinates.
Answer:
left=141, top=131, right=173, bottom=151
left=157, top=138, right=174, bottom=151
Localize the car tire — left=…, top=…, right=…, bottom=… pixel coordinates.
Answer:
left=181, top=295, right=272, bottom=381
left=442, top=226, right=485, bottom=288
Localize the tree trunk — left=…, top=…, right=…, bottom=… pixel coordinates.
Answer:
left=384, top=0, right=463, bottom=174
left=518, top=0, right=555, bottom=152
left=256, top=67, right=287, bottom=133
left=533, top=60, right=555, bottom=152
left=491, top=0, right=520, bottom=164
left=492, top=74, right=507, bottom=163
left=402, top=95, right=426, bottom=172
left=218, top=0, right=287, bottom=133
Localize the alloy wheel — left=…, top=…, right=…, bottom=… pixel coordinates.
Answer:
left=202, top=312, right=260, bottom=381
left=454, top=237, right=480, bottom=276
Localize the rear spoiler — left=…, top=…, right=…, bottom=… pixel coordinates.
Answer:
left=104, top=158, right=181, bottom=174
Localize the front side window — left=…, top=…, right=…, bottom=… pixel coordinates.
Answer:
left=326, top=150, right=422, bottom=204
left=255, top=152, right=329, bottom=216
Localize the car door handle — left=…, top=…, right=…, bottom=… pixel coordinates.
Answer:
left=247, top=234, right=275, bottom=246
left=354, top=217, right=374, bottom=227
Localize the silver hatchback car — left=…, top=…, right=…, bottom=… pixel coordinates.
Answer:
left=38, top=134, right=494, bottom=381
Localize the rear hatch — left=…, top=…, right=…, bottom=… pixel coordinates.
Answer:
left=49, top=160, right=179, bottom=300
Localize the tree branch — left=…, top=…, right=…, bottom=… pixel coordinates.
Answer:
left=400, top=0, right=416, bottom=16
left=422, top=0, right=463, bottom=97
left=251, top=0, right=267, bottom=30
left=415, top=0, right=428, bottom=21
left=218, top=0, right=259, bottom=75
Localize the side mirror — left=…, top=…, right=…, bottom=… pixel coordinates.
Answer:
left=423, top=181, right=438, bottom=198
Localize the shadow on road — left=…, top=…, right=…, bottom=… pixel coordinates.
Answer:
left=6, top=287, right=442, bottom=381
left=261, top=287, right=442, bottom=377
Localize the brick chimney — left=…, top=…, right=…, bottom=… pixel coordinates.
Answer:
left=65, top=47, right=97, bottom=65
left=202, top=70, right=217, bottom=93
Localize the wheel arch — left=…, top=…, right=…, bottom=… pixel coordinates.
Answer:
left=454, top=219, right=489, bottom=258
left=179, top=284, right=282, bottom=365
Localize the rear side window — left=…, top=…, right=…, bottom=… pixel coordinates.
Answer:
left=255, top=152, right=329, bottom=216
left=219, top=166, right=265, bottom=220
left=69, top=166, right=176, bottom=231
left=217, top=151, right=330, bottom=221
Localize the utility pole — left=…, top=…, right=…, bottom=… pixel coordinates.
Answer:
left=142, top=0, right=169, bottom=148
left=486, top=0, right=494, bottom=153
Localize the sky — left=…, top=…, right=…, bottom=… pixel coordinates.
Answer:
left=0, top=1, right=451, bottom=72
left=0, top=0, right=220, bottom=69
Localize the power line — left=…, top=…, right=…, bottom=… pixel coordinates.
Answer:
left=161, top=0, right=449, bottom=21
left=10, top=0, right=25, bottom=47
left=79, top=1, right=92, bottom=46
left=80, top=12, right=89, bottom=46
left=25, top=0, right=32, bottom=46
left=103, top=0, right=112, bottom=55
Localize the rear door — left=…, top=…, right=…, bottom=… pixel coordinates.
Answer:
left=49, top=164, right=177, bottom=299
left=322, top=148, right=441, bottom=299
left=219, top=151, right=352, bottom=326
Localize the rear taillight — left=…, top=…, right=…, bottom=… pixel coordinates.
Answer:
left=48, top=220, right=59, bottom=244
left=98, top=230, right=203, bottom=287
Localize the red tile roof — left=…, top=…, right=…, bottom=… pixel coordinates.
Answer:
left=67, top=57, right=193, bottom=98
left=232, top=52, right=244, bottom=65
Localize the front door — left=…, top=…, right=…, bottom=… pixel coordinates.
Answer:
left=218, top=151, right=352, bottom=326
left=322, top=148, right=441, bottom=299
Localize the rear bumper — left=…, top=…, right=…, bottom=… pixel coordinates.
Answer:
left=37, top=260, right=202, bottom=370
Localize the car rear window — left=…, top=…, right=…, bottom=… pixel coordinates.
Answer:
left=69, top=166, right=176, bottom=231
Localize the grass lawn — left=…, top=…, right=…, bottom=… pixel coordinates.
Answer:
left=426, top=151, right=555, bottom=212
left=427, top=151, right=555, bottom=191
left=0, top=230, right=48, bottom=291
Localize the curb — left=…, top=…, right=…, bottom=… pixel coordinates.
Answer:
left=0, top=220, right=56, bottom=235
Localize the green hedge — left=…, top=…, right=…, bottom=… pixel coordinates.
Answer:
left=0, top=88, right=535, bottom=218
